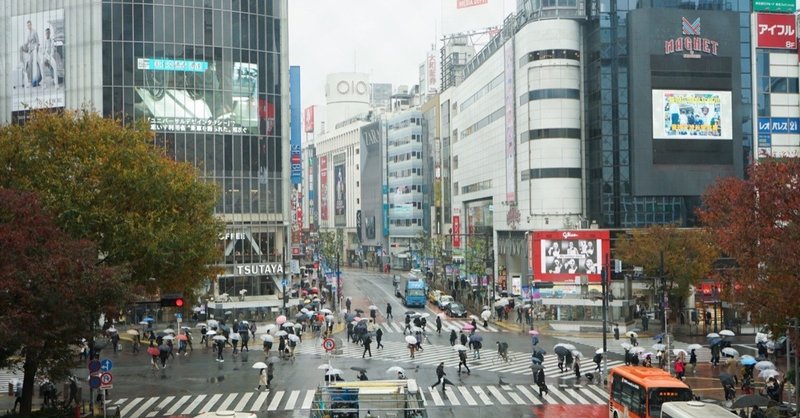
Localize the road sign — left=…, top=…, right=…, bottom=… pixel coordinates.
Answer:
left=282, top=279, right=289, bottom=288
left=322, top=338, right=336, bottom=352
left=100, top=372, right=112, bottom=386
left=175, top=313, right=183, bottom=319
left=88, top=360, right=101, bottom=373
left=100, top=359, right=113, bottom=372
left=88, top=376, right=101, bottom=390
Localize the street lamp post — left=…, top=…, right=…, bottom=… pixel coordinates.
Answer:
left=601, top=255, right=609, bottom=384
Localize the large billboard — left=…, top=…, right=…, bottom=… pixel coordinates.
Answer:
left=503, top=39, right=516, bottom=204
left=652, top=90, right=733, bottom=140
left=532, top=230, right=610, bottom=284
left=333, top=156, right=346, bottom=227
left=359, top=121, right=383, bottom=245
left=755, top=13, right=797, bottom=49
left=320, top=155, right=328, bottom=222
left=9, top=9, right=65, bottom=112
left=134, top=58, right=263, bottom=134
left=753, top=0, right=795, bottom=14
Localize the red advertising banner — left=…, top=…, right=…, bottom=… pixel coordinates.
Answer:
left=304, top=106, right=315, bottom=133
left=756, top=13, right=797, bottom=49
left=452, top=216, right=461, bottom=248
left=320, top=156, right=328, bottom=221
left=532, top=230, right=610, bottom=284
left=457, top=0, right=488, bottom=8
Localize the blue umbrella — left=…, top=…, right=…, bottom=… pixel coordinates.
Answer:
left=740, top=357, right=757, bottom=366
left=144, top=317, right=154, bottom=322
left=652, top=333, right=664, bottom=341
left=531, top=356, right=543, bottom=364
left=709, top=337, right=723, bottom=346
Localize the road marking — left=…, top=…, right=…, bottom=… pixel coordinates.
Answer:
left=284, top=390, right=300, bottom=409
left=216, top=393, right=238, bottom=411
left=503, top=387, right=525, bottom=405
left=428, top=388, right=444, bottom=406
left=181, top=394, right=207, bottom=414
left=444, top=387, right=460, bottom=405
left=517, top=385, right=542, bottom=405
left=585, top=384, right=610, bottom=402
left=579, top=386, right=607, bottom=404
left=146, top=396, right=174, bottom=417
left=486, top=385, right=510, bottom=405
left=119, top=398, right=143, bottom=418
left=113, top=398, right=127, bottom=406
left=234, top=392, right=253, bottom=411
left=458, top=386, right=478, bottom=405
left=250, top=391, right=269, bottom=411
left=419, top=387, right=427, bottom=407
left=164, top=395, right=191, bottom=415
left=267, top=390, right=284, bottom=411
left=128, top=397, right=159, bottom=418
left=198, top=394, right=221, bottom=413
left=301, top=389, right=315, bottom=409
left=471, top=386, right=493, bottom=405
left=548, top=387, right=575, bottom=405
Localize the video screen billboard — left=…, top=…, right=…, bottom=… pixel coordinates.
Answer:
left=652, top=90, right=732, bottom=140
left=334, top=162, right=346, bottom=226
left=9, top=9, right=65, bottom=112
left=134, top=58, right=262, bottom=134
left=532, top=230, right=610, bottom=284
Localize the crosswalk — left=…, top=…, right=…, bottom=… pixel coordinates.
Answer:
left=0, top=369, right=21, bottom=392
left=555, top=335, right=717, bottom=363
left=374, top=318, right=502, bottom=333
left=114, top=384, right=610, bottom=417
left=296, top=340, right=625, bottom=378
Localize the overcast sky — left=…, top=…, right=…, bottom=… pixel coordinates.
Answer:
left=288, top=0, right=516, bottom=109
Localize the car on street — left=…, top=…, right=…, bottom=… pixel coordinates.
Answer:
left=447, top=303, right=467, bottom=318
left=437, top=295, right=454, bottom=309
left=428, top=289, right=442, bottom=303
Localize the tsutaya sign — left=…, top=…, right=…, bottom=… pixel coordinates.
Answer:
left=236, top=264, right=285, bottom=275
left=664, top=17, right=719, bottom=58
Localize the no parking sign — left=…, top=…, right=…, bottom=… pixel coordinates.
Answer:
left=322, top=338, right=336, bottom=352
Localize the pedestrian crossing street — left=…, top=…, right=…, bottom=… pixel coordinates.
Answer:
left=555, top=335, right=715, bottom=362
left=375, top=318, right=502, bottom=333
left=114, top=383, right=611, bottom=417
left=0, top=369, right=21, bottom=391
left=297, top=340, right=625, bottom=378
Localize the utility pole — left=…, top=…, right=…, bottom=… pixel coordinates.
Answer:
left=602, top=254, right=609, bottom=384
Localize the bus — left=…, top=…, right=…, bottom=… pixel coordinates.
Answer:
left=608, top=366, right=693, bottom=418
left=660, top=401, right=738, bottom=418
left=404, top=278, right=427, bottom=308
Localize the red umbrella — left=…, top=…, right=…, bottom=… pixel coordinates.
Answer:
left=147, top=346, right=159, bottom=356
left=310, top=287, right=320, bottom=294
left=177, top=334, right=188, bottom=341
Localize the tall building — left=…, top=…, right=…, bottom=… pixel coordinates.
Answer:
left=1, top=0, right=291, bottom=307
left=370, top=82, right=392, bottom=112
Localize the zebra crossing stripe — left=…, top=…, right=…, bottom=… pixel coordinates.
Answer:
left=504, top=389, right=526, bottom=405
left=458, top=386, right=478, bottom=405
left=267, top=390, right=285, bottom=411
left=182, top=394, right=207, bottom=415
left=251, top=391, right=269, bottom=411
left=129, top=397, right=159, bottom=418
left=471, top=386, right=493, bottom=405
left=164, top=395, right=191, bottom=415
left=419, top=387, right=427, bottom=407
left=301, top=389, right=315, bottom=409
left=146, top=396, right=174, bottom=417
left=548, top=387, right=575, bottom=405
left=217, top=393, right=238, bottom=411
left=517, top=385, right=542, bottom=405
left=487, top=385, right=510, bottom=405
left=578, top=385, right=606, bottom=404
left=120, top=398, right=144, bottom=417
left=234, top=392, right=253, bottom=411
left=586, top=384, right=610, bottom=402
left=285, top=390, right=301, bottom=409
left=198, top=394, right=221, bottom=414
left=444, top=387, right=460, bottom=405
left=429, top=388, right=445, bottom=406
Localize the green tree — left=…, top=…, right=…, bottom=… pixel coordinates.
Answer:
left=0, top=189, right=130, bottom=417
left=319, top=229, right=344, bottom=270
left=614, top=225, right=719, bottom=321
left=0, top=110, right=223, bottom=293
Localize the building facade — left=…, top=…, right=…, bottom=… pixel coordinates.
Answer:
left=1, top=0, right=292, bottom=305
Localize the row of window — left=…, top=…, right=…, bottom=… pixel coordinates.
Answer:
left=520, top=49, right=580, bottom=67
left=460, top=74, right=504, bottom=112
left=390, top=151, right=423, bottom=163
left=388, top=117, right=422, bottom=131
left=757, top=77, right=799, bottom=94
left=389, top=201, right=425, bottom=209
left=388, top=168, right=425, bottom=178
left=460, top=180, right=493, bottom=194
left=389, top=185, right=423, bottom=194
left=389, top=134, right=422, bottom=147
left=521, top=167, right=581, bottom=180
left=460, top=107, right=505, bottom=140
left=522, top=127, right=582, bottom=142
left=520, top=88, right=580, bottom=104
left=389, top=219, right=424, bottom=227
left=104, top=0, right=281, bottom=16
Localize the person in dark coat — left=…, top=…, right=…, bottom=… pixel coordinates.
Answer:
left=535, top=367, right=549, bottom=396
left=436, top=316, right=442, bottom=334
left=375, top=328, right=384, bottom=349
left=362, top=334, right=373, bottom=358
left=459, top=332, right=468, bottom=346
left=449, top=329, right=457, bottom=346
left=593, top=352, right=603, bottom=372
left=458, top=349, right=471, bottom=374
left=386, top=303, right=393, bottom=320
left=573, top=356, right=582, bottom=382
left=430, top=362, right=451, bottom=392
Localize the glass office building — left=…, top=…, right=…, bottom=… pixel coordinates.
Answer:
left=1, top=0, right=290, bottom=297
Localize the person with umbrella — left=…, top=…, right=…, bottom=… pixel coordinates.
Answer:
left=457, top=346, right=471, bottom=375
left=534, top=365, right=549, bottom=397
left=407, top=336, right=417, bottom=359
left=356, top=369, right=369, bottom=381
left=557, top=351, right=566, bottom=372
left=362, top=333, right=373, bottom=358
left=449, top=329, right=457, bottom=346
left=720, top=372, right=736, bottom=400
left=675, top=356, right=685, bottom=380
left=200, top=324, right=209, bottom=347
left=430, top=362, right=451, bottom=392
left=147, top=341, right=160, bottom=370
left=375, top=327, right=384, bottom=350
left=262, top=335, right=273, bottom=358
left=215, top=337, right=225, bottom=362
left=370, top=306, right=377, bottom=322
left=415, top=330, right=424, bottom=352
left=159, top=342, right=170, bottom=368
left=436, top=316, right=442, bottom=334
left=240, top=327, right=250, bottom=352
left=689, top=348, right=698, bottom=375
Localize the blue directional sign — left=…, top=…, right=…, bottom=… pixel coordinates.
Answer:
left=100, top=359, right=113, bottom=372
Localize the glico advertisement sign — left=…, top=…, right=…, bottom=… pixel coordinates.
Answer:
left=532, top=230, right=610, bottom=284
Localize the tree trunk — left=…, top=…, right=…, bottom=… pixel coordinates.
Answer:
left=19, top=351, right=40, bottom=417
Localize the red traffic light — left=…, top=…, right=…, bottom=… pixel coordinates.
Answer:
left=160, top=293, right=185, bottom=308
left=175, top=298, right=184, bottom=307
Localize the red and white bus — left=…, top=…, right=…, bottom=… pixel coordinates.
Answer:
left=608, top=366, right=693, bottom=418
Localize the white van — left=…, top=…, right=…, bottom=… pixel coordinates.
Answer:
left=660, top=401, right=738, bottom=418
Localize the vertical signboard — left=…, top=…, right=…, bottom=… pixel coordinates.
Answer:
left=359, top=122, right=382, bottom=245
left=320, top=155, right=329, bottom=222
left=452, top=215, right=461, bottom=248
left=333, top=154, right=346, bottom=227
left=289, top=66, right=303, bottom=185
left=307, top=155, right=317, bottom=229
left=503, top=40, right=517, bottom=204
left=10, top=9, right=66, bottom=116
left=756, top=13, right=797, bottom=49
left=304, top=106, right=315, bottom=133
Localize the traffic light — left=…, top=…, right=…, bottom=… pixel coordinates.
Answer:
left=160, top=293, right=184, bottom=308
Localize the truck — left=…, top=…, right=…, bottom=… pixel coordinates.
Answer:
left=403, top=278, right=427, bottom=308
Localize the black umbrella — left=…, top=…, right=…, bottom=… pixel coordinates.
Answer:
left=554, top=346, right=570, bottom=356
left=350, top=366, right=367, bottom=373
left=354, top=308, right=365, bottom=313
left=469, top=335, right=484, bottom=342
left=345, top=313, right=356, bottom=322
left=718, top=372, right=735, bottom=386
left=531, top=363, right=544, bottom=372
left=159, top=344, right=170, bottom=352
left=532, top=346, right=547, bottom=356
left=731, top=394, right=775, bottom=409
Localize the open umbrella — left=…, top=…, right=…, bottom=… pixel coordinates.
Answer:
left=462, top=323, right=475, bottom=331
left=596, top=348, right=606, bottom=355
left=630, top=347, right=645, bottom=355
left=386, top=366, right=405, bottom=374
left=252, top=362, right=267, bottom=369
left=759, top=369, right=781, bottom=380
left=572, top=350, right=583, bottom=358
left=177, top=334, right=188, bottom=341
left=353, top=317, right=362, bottom=322
left=288, top=334, right=300, bottom=342
left=107, top=327, right=118, bottom=334
left=207, top=319, right=219, bottom=328
left=482, top=311, right=492, bottom=321
left=181, top=326, right=191, bottom=330
left=404, top=335, right=417, bottom=344
left=469, top=335, right=484, bottom=342
left=532, top=346, right=547, bottom=356
left=261, top=335, right=274, bottom=343
left=740, top=356, right=757, bottom=366
left=212, top=335, right=227, bottom=342
left=706, top=332, right=720, bottom=339
left=275, top=330, right=288, bottom=337
left=320, top=308, right=332, bottom=314
left=224, top=311, right=233, bottom=315
left=126, top=329, right=140, bottom=336
left=494, top=298, right=509, bottom=307
left=554, top=346, right=570, bottom=356
left=354, top=308, right=365, bottom=314
left=673, top=348, right=687, bottom=357
left=139, top=321, right=149, bottom=325
left=686, top=344, right=703, bottom=351
left=625, top=331, right=638, bottom=338
left=350, top=366, right=367, bottom=373
left=264, top=324, right=276, bottom=332
left=469, top=314, right=480, bottom=321
left=531, top=363, right=544, bottom=372
left=325, top=314, right=334, bottom=321
left=755, top=360, right=776, bottom=371
left=410, top=326, right=423, bottom=333
left=301, top=308, right=310, bottom=314
left=652, top=343, right=666, bottom=351
left=529, top=330, right=540, bottom=336
left=709, top=337, right=723, bottom=347
left=228, top=333, right=240, bottom=341
left=205, top=330, right=217, bottom=336
left=453, top=344, right=468, bottom=352
left=162, top=328, right=175, bottom=334
left=731, top=394, right=775, bottom=409
left=448, top=325, right=459, bottom=331
left=722, top=347, right=739, bottom=358
left=147, top=346, right=159, bottom=356
left=283, top=321, right=295, bottom=328
left=368, top=305, right=378, bottom=311
left=295, top=312, right=306, bottom=320
left=482, top=305, right=491, bottom=311
left=404, top=311, right=417, bottom=317
left=326, top=369, right=344, bottom=376
left=554, top=343, right=576, bottom=351
left=420, top=313, right=430, bottom=319
left=161, top=335, right=175, bottom=341
left=621, top=342, right=633, bottom=351
left=318, top=364, right=332, bottom=370
left=718, top=372, right=735, bottom=386
left=276, top=315, right=287, bottom=325
left=719, top=329, right=735, bottom=337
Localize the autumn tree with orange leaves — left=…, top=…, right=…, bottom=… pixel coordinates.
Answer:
left=698, top=157, right=800, bottom=340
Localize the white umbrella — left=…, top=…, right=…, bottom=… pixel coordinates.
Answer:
left=404, top=335, right=417, bottom=344
left=554, top=343, right=576, bottom=351
left=275, top=330, right=288, bottom=337
left=620, top=342, right=633, bottom=350
left=759, top=369, right=781, bottom=380
left=195, top=323, right=207, bottom=328
left=453, top=344, right=468, bottom=352
left=261, top=335, right=274, bottom=343
left=741, top=354, right=756, bottom=362
left=205, top=330, right=217, bottom=336
left=722, top=347, right=739, bottom=357
left=652, top=343, right=666, bottom=351
left=448, top=325, right=459, bottom=331
left=252, top=362, right=267, bottom=369
left=161, top=335, right=175, bottom=341
left=369, top=305, right=378, bottom=310
left=181, top=326, right=191, bottom=330
left=686, top=344, right=703, bottom=351
left=719, top=329, right=735, bottom=337
left=207, top=319, right=219, bottom=328
left=494, top=298, right=509, bottom=307
left=126, top=329, right=140, bottom=336
left=288, top=334, right=300, bottom=342
left=264, top=324, right=276, bottom=332
left=386, top=366, right=405, bottom=374
left=755, top=361, right=776, bottom=371
left=481, top=310, right=491, bottom=320
left=469, top=314, right=479, bottom=320
left=673, top=348, right=687, bottom=357
left=301, top=308, right=310, bottom=314
left=212, top=335, right=227, bottom=341
left=420, top=313, right=430, bottom=318
left=326, top=369, right=343, bottom=376
left=630, top=347, right=645, bottom=354
left=706, top=332, right=720, bottom=339
left=410, top=326, right=423, bottom=333
left=283, top=321, right=295, bottom=328
left=339, top=309, right=348, bottom=314
left=107, top=327, right=117, bottom=334
left=318, top=364, right=332, bottom=370
left=229, top=333, right=240, bottom=341
left=139, top=321, right=149, bottom=325
left=482, top=305, right=490, bottom=311
left=625, top=331, right=638, bottom=338
left=325, top=314, right=334, bottom=321
left=595, top=348, right=605, bottom=354
left=572, top=350, right=583, bottom=358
